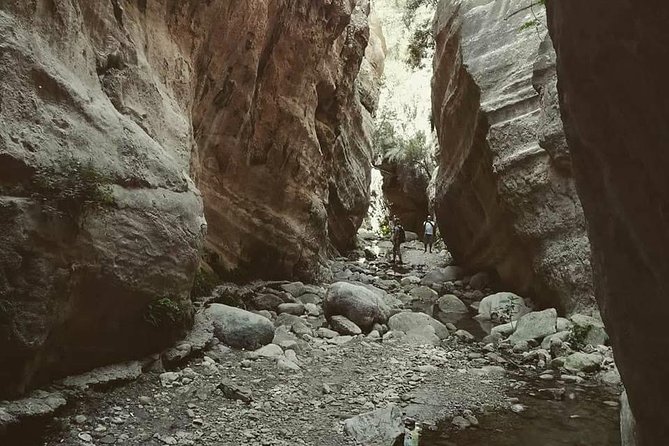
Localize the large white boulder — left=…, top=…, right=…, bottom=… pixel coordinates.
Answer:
left=324, top=282, right=391, bottom=330
left=477, top=292, right=530, bottom=321
left=206, top=304, right=275, bottom=350
left=388, top=312, right=450, bottom=339
left=507, top=309, right=558, bottom=345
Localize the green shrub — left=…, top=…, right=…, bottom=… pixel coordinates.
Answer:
left=191, top=268, right=220, bottom=299
left=143, top=297, right=186, bottom=329
left=567, top=324, right=591, bottom=351
left=31, top=157, right=115, bottom=224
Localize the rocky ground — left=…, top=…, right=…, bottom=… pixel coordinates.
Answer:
left=1, top=236, right=622, bottom=446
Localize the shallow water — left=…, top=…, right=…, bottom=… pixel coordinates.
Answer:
left=419, top=378, right=621, bottom=446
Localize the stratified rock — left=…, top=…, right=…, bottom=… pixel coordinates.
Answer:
left=0, top=0, right=382, bottom=397
left=343, top=404, right=403, bottom=446
left=477, top=292, right=529, bottom=321
left=436, top=294, right=469, bottom=324
left=388, top=312, right=449, bottom=340
left=431, top=0, right=594, bottom=314
left=329, top=315, right=363, bottom=336
left=324, top=282, right=391, bottom=330
left=0, top=390, right=67, bottom=429
left=507, top=309, right=557, bottom=345
left=62, top=361, right=142, bottom=390
left=546, top=3, right=669, bottom=441
left=206, top=304, right=274, bottom=350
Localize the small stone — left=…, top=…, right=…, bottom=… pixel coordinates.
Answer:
left=451, top=416, right=471, bottom=429
left=78, top=432, right=93, bottom=442
left=74, top=415, right=87, bottom=424
left=510, top=404, right=526, bottom=414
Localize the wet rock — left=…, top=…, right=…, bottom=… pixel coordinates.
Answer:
left=324, top=282, right=391, bottom=330
left=388, top=312, right=449, bottom=339
left=206, top=304, right=275, bottom=350
left=564, top=352, right=603, bottom=373
left=342, top=404, right=403, bottom=446
left=477, top=292, right=530, bottom=321
left=507, top=309, right=558, bottom=345
left=329, top=315, right=363, bottom=336
left=435, top=294, right=469, bottom=324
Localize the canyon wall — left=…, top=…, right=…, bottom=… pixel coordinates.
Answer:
left=547, top=1, right=669, bottom=443
left=0, top=0, right=379, bottom=397
left=431, top=0, right=594, bottom=313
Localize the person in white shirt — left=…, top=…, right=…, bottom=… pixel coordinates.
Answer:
left=423, top=215, right=436, bottom=253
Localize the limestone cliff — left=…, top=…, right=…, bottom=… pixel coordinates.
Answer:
left=0, top=0, right=379, bottom=397
left=547, top=1, right=669, bottom=442
left=431, top=0, right=594, bottom=313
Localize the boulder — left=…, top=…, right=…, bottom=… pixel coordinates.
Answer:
left=206, top=304, right=275, bottom=350
left=564, top=352, right=603, bottom=373
left=508, top=309, right=558, bottom=345
left=324, top=282, right=391, bottom=330
left=403, top=326, right=441, bottom=346
left=251, top=294, right=284, bottom=311
left=277, top=303, right=305, bottom=316
left=540, top=330, right=571, bottom=349
left=490, top=322, right=516, bottom=337
left=477, top=292, right=530, bottom=321
left=388, top=312, right=450, bottom=339
left=469, top=272, right=490, bottom=290
left=569, top=314, right=608, bottom=346
left=436, top=294, right=469, bottom=324
left=280, top=282, right=308, bottom=297
left=409, top=286, right=438, bottom=301
left=329, top=315, right=362, bottom=336
left=249, top=344, right=284, bottom=360
left=343, top=405, right=403, bottom=446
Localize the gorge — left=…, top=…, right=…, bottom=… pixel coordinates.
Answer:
left=0, top=0, right=666, bottom=445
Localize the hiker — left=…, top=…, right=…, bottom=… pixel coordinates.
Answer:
left=403, top=417, right=421, bottom=446
left=423, top=215, right=435, bottom=253
left=391, top=217, right=405, bottom=263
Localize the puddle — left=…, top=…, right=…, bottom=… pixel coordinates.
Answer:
left=419, top=378, right=621, bottom=446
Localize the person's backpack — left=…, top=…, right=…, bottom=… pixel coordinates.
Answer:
left=398, top=225, right=406, bottom=243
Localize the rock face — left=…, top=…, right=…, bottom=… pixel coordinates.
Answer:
left=379, top=160, right=430, bottom=233
left=195, top=0, right=383, bottom=279
left=431, top=0, right=594, bottom=313
left=546, top=1, right=669, bottom=443
left=0, top=0, right=381, bottom=397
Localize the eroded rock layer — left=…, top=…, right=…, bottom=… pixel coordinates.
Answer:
left=431, top=0, right=594, bottom=313
left=547, top=1, right=669, bottom=443
left=0, top=0, right=379, bottom=397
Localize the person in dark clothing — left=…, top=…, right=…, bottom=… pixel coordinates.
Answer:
left=391, top=217, right=405, bottom=263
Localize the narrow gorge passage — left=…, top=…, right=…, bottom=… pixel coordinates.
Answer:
left=0, top=0, right=661, bottom=445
